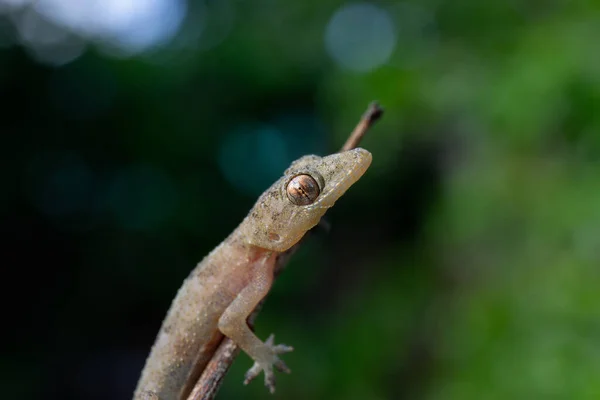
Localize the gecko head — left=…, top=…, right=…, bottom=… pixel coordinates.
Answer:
left=240, top=148, right=372, bottom=252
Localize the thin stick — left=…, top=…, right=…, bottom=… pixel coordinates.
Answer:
left=187, top=102, right=383, bottom=400
left=340, top=101, right=384, bottom=152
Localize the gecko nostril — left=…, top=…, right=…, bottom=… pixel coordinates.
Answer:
left=268, top=232, right=280, bottom=242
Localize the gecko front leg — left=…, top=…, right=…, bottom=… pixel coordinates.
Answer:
left=217, top=253, right=293, bottom=393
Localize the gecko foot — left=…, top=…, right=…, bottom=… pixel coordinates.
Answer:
left=243, top=334, right=294, bottom=394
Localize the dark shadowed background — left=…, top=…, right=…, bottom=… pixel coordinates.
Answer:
left=2, top=0, right=600, bottom=399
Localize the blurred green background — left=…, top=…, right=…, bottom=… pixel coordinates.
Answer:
left=3, top=0, right=600, bottom=399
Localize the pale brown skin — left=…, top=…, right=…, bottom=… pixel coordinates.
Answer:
left=134, top=148, right=372, bottom=400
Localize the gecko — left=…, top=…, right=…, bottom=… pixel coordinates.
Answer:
left=134, top=147, right=372, bottom=400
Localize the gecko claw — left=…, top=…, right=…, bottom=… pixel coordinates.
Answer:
left=243, top=334, right=293, bottom=393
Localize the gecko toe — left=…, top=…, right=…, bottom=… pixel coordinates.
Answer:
left=273, top=344, right=294, bottom=354
left=274, top=359, right=291, bottom=374
left=243, top=363, right=263, bottom=385
left=266, top=334, right=294, bottom=354
left=265, top=334, right=276, bottom=346
left=264, top=368, right=276, bottom=394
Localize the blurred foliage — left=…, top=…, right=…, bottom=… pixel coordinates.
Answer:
left=3, top=0, right=600, bottom=399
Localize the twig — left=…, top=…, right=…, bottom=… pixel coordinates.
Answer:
left=340, top=101, right=384, bottom=152
left=187, top=102, right=384, bottom=400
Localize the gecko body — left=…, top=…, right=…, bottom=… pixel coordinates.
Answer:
left=134, top=148, right=372, bottom=399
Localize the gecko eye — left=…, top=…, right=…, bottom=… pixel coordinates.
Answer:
left=286, top=174, right=320, bottom=205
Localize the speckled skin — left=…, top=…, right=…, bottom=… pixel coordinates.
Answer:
left=134, top=148, right=372, bottom=400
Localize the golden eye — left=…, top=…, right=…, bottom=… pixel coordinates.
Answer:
left=286, top=174, right=320, bottom=205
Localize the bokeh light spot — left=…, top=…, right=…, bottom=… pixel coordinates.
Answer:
left=16, top=8, right=67, bottom=46
left=218, top=125, right=289, bottom=197
left=0, top=0, right=31, bottom=10
left=106, top=164, right=178, bottom=231
left=33, top=0, right=186, bottom=55
left=218, top=112, right=327, bottom=197
left=14, top=7, right=86, bottom=65
left=325, top=2, right=396, bottom=72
